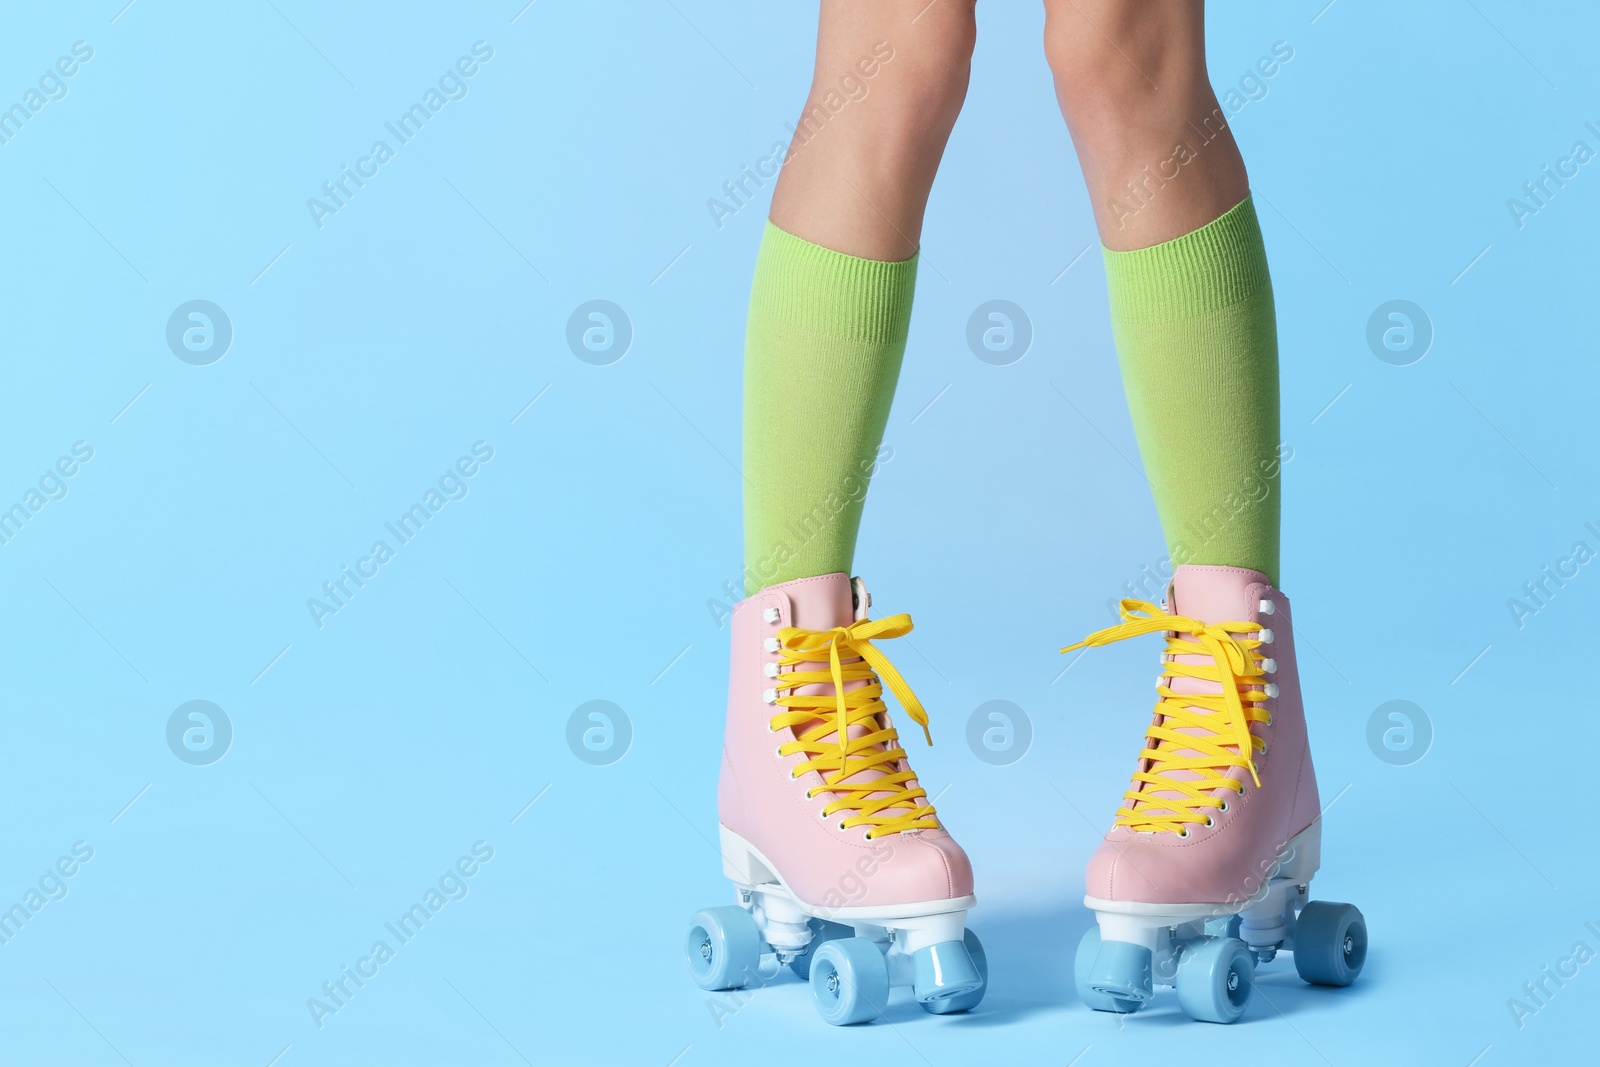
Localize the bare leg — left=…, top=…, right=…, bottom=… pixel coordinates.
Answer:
left=770, top=0, right=977, bottom=260
left=1044, top=0, right=1249, bottom=250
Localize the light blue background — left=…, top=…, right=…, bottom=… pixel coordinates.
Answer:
left=1, top=1, right=1595, bottom=1064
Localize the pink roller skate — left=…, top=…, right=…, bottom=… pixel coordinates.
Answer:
left=685, top=573, right=985, bottom=1024
left=1063, top=565, right=1367, bottom=1022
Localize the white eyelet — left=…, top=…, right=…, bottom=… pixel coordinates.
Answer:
left=1262, top=658, right=1277, bottom=673
left=861, top=831, right=874, bottom=842
left=1258, top=627, right=1274, bottom=644
left=1263, top=682, right=1280, bottom=698
left=774, top=745, right=785, bottom=758
left=763, top=637, right=780, bottom=653
left=837, top=821, right=848, bottom=832
left=1218, top=799, right=1229, bottom=814
left=762, top=688, right=777, bottom=704
left=1258, top=599, right=1275, bottom=615
left=763, top=662, right=779, bottom=678
left=1203, top=816, right=1215, bottom=828
left=1176, top=828, right=1190, bottom=839
left=763, top=607, right=781, bottom=624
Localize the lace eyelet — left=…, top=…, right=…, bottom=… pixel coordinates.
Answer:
left=1258, top=627, right=1275, bottom=644
left=763, top=607, right=781, bottom=624
left=1218, top=799, right=1229, bottom=814
left=837, top=821, right=848, bottom=832
left=1203, top=815, right=1215, bottom=828
left=1258, top=599, right=1275, bottom=615
left=763, top=637, right=781, bottom=653
left=1176, top=828, right=1190, bottom=839
left=1262, top=658, right=1278, bottom=674
left=862, top=831, right=874, bottom=842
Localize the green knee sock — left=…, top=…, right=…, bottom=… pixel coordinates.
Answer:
left=742, top=221, right=916, bottom=596
left=1103, top=197, right=1282, bottom=584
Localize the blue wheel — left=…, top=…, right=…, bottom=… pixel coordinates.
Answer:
left=788, top=919, right=856, bottom=981
left=809, top=937, right=890, bottom=1025
left=917, top=930, right=988, bottom=1013
left=1073, top=926, right=1145, bottom=1013
left=1294, top=901, right=1367, bottom=987
left=1174, top=936, right=1254, bottom=1023
left=685, top=905, right=762, bottom=991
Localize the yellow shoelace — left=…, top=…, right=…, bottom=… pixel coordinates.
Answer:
left=1062, top=599, right=1271, bottom=834
left=767, top=614, right=939, bottom=840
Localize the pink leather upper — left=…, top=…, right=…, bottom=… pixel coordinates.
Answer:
left=718, top=573, right=973, bottom=908
left=1085, top=565, right=1321, bottom=906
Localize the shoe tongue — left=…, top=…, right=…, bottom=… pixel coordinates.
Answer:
left=1168, top=565, right=1270, bottom=626
left=787, top=573, right=854, bottom=631
left=1132, top=566, right=1268, bottom=826
left=1165, top=564, right=1266, bottom=700
left=783, top=575, right=919, bottom=819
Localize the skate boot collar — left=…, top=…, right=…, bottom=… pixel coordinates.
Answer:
left=1166, top=565, right=1274, bottom=624
left=742, top=572, right=855, bottom=631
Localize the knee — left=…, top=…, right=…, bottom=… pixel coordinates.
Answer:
left=1043, top=3, right=1211, bottom=150
left=810, top=5, right=975, bottom=149
left=891, top=5, right=977, bottom=129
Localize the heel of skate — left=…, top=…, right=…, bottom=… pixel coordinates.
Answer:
left=719, top=824, right=779, bottom=887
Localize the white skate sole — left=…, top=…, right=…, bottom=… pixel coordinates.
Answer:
left=720, top=824, right=974, bottom=954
